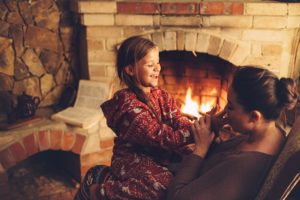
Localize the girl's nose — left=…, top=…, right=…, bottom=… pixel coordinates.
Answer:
left=154, top=63, right=161, bottom=72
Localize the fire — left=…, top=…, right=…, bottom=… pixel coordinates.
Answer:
left=181, top=87, right=201, bottom=119
left=181, top=87, right=216, bottom=119
left=200, top=98, right=216, bottom=113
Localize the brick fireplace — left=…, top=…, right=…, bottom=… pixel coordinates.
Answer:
left=72, top=0, right=300, bottom=127
left=1, top=0, right=300, bottom=199
left=73, top=0, right=300, bottom=82
left=72, top=0, right=300, bottom=112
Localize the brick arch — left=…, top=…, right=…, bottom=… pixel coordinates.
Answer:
left=0, top=128, right=88, bottom=199
left=0, top=129, right=86, bottom=171
left=144, top=31, right=250, bottom=66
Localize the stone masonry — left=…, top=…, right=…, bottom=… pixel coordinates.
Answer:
left=0, top=0, right=79, bottom=110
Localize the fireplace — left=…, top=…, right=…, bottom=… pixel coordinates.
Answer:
left=71, top=0, right=300, bottom=119
left=72, top=0, right=300, bottom=94
left=159, top=51, right=236, bottom=117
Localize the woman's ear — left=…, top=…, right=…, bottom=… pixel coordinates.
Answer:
left=249, top=110, right=261, bottom=122
left=124, top=65, right=134, bottom=76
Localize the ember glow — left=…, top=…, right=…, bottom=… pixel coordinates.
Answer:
left=181, top=87, right=216, bottom=119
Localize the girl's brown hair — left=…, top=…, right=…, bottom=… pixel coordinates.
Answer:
left=116, top=36, right=161, bottom=122
left=232, top=66, right=298, bottom=120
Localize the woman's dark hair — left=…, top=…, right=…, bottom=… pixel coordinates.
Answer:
left=232, top=66, right=298, bottom=120
left=116, top=36, right=161, bottom=122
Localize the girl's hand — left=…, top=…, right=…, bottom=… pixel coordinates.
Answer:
left=191, top=115, right=215, bottom=158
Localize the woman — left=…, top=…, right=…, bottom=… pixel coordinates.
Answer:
left=167, top=66, right=298, bottom=200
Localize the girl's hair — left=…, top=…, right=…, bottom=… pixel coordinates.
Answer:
left=232, top=66, right=298, bottom=120
left=117, top=35, right=156, bottom=88
left=116, top=36, right=161, bottom=122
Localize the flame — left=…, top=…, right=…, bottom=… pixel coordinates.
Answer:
left=181, top=87, right=201, bottom=119
left=181, top=87, right=217, bottom=118
left=200, top=98, right=216, bottom=113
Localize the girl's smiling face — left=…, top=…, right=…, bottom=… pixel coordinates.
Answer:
left=125, top=47, right=161, bottom=93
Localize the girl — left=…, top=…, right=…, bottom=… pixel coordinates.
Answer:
left=167, top=66, right=298, bottom=200
left=75, top=36, right=195, bottom=200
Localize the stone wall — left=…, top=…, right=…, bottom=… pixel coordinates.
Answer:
left=0, top=0, right=79, bottom=113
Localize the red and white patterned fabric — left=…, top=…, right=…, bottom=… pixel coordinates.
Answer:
left=97, top=87, right=193, bottom=200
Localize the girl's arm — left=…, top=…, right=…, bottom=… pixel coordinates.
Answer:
left=117, top=107, right=193, bottom=150
left=159, top=89, right=192, bottom=130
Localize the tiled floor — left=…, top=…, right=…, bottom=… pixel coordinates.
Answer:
left=7, top=152, right=79, bottom=200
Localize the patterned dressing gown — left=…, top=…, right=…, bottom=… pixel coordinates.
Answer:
left=76, top=87, right=193, bottom=200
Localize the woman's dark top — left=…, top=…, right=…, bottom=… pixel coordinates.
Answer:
left=167, top=137, right=275, bottom=200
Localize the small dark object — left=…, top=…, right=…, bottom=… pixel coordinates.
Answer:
left=7, top=92, right=41, bottom=123
left=16, top=92, right=40, bottom=119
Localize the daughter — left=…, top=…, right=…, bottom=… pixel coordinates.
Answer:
left=75, top=36, right=195, bottom=200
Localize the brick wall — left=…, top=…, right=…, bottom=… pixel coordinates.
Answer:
left=71, top=0, right=300, bottom=98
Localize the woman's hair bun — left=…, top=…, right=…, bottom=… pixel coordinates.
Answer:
left=277, top=78, right=298, bottom=110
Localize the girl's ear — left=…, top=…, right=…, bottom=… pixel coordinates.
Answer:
left=249, top=110, right=261, bottom=122
left=124, top=65, right=134, bottom=76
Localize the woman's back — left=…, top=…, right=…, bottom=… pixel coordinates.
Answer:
left=167, top=137, right=275, bottom=200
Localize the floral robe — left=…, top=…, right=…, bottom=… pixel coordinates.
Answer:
left=91, top=88, right=193, bottom=200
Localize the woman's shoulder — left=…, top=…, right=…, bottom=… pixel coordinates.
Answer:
left=212, top=135, right=275, bottom=161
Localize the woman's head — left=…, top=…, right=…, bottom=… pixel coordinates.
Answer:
left=229, top=66, right=298, bottom=122
left=116, top=36, right=160, bottom=93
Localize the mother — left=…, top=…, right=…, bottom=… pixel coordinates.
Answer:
left=167, top=66, right=298, bottom=200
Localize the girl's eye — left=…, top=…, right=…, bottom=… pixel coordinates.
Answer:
left=147, top=64, right=153, bottom=67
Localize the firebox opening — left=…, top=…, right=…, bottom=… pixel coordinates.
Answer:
left=159, top=51, right=237, bottom=117
left=7, top=150, right=80, bottom=199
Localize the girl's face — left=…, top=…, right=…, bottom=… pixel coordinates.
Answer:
left=226, top=88, right=253, bottom=134
left=126, top=47, right=161, bottom=93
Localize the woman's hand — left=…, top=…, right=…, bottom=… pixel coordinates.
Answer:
left=210, top=108, right=229, bottom=135
left=191, top=115, right=215, bottom=158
